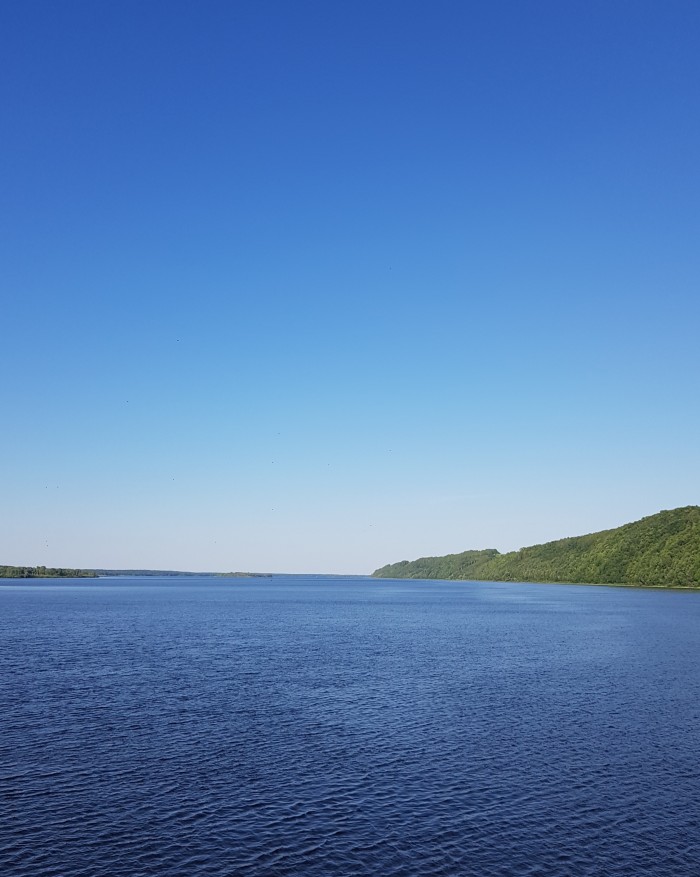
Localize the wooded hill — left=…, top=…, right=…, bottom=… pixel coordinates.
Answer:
left=372, top=507, right=700, bottom=587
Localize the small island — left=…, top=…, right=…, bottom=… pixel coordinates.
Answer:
left=216, top=572, right=273, bottom=578
left=373, top=506, right=700, bottom=588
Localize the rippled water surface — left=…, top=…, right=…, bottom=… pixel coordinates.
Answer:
left=2, top=576, right=699, bottom=876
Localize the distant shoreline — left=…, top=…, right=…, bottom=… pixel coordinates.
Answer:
left=0, top=566, right=273, bottom=579
left=370, top=576, right=700, bottom=592
left=1, top=573, right=699, bottom=592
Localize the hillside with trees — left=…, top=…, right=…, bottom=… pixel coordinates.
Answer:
left=373, top=507, right=700, bottom=587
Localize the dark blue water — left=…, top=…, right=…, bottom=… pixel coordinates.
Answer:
left=1, top=577, right=699, bottom=876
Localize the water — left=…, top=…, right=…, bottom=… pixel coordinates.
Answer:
left=1, top=576, right=699, bottom=877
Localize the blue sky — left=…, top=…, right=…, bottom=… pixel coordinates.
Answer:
left=2, top=1, right=699, bottom=572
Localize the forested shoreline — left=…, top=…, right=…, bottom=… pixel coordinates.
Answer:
left=373, top=507, right=700, bottom=588
left=0, top=565, right=97, bottom=578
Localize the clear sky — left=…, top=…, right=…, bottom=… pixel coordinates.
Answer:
left=2, top=1, right=698, bottom=573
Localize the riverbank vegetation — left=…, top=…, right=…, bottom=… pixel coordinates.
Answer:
left=0, top=565, right=97, bottom=578
left=373, top=507, right=700, bottom=587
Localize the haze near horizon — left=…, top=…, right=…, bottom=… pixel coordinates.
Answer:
left=2, top=1, right=698, bottom=573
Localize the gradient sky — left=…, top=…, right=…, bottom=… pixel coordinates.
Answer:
left=2, top=1, right=699, bottom=573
